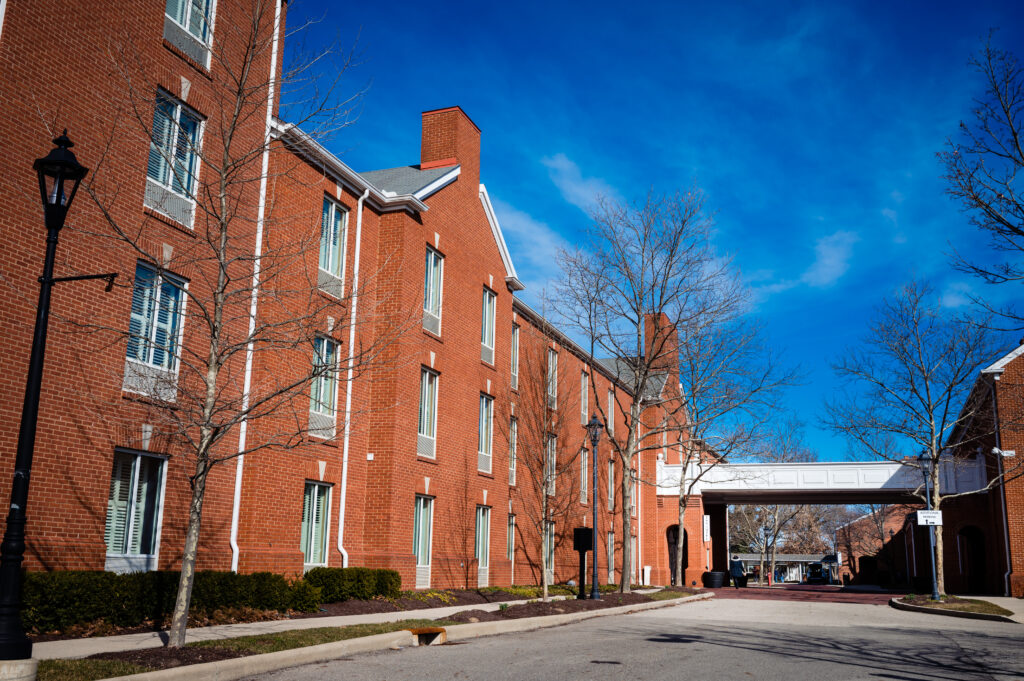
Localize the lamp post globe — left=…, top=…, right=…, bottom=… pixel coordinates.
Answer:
left=586, top=414, right=603, bottom=600
left=0, top=132, right=88, bottom=663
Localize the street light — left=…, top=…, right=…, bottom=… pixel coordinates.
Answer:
left=917, top=451, right=941, bottom=601
left=586, top=414, right=603, bottom=600
left=0, top=132, right=88, bottom=662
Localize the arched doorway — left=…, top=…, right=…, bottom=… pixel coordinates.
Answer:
left=958, top=526, right=987, bottom=594
left=666, top=525, right=688, bottom=585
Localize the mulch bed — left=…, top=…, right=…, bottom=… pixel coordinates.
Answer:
left=81, top=589, right=697, bottom=672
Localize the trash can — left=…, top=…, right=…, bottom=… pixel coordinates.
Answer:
left=702, top=571, right=726, bottom=588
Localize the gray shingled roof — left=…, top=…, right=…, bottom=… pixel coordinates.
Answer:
left=359, top=165, right=455, bottom=197
left=596, top=357, right=669, bottom=402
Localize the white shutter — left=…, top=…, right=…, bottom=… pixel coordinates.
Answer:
left=104, top=455, right=133, bottom=554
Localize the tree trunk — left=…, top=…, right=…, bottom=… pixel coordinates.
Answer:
left=167, top=460, right=209, bottom=648
left=674, top=494, right=688, bottom=586
left=619, top=465, right=631, bottom=593
left=934, top=514, right=946, bottom=596
left=769, top=544, right=777, bottom=586
left=758, top=550, right=765, bottom=586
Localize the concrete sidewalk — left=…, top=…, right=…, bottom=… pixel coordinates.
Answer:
left=977, top=596, right=1024, bottom=623
left=33, top=595, right=576, bottom=660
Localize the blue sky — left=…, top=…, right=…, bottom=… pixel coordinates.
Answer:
left=288, top=0, right=1024, bottom=460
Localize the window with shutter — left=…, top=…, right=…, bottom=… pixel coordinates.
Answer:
left=508, top=417, right=517, bottom=486
left=301, top=482, right=331, bottom=568
left=478, top=394, right=493, bottom=473
left=104, top=451, right=166, bottom=570
left=145, top=91, right=202, bottom=227
left=417, top=368, right=438, bottom=458
left=480, top=288, right=495, bottom=363
left=163, top=0, right=213, bottom=66
left=124, top=262, right=185, bottom=400
left=423, top=248, right=443, bottom=334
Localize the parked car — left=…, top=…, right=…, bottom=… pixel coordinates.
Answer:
left=805, top=562, right=829, bottom=585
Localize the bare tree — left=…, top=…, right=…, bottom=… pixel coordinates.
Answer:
left=824, top=281, right=1019, bottom=594
left=940, top=38, right=1024, bottom=324
left=500, top=315, right=584, bottom=599
left=72, top=1, right=397, bottom=647
left=556, top=189, right=734, bottom=593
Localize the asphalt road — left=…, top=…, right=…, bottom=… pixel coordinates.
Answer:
left=246, top=597, right=1024, bottom=681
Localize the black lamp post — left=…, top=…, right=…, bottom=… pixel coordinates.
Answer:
left=917, top=451, right=941, bottom=602
left=586, top=414, right=603, bottom=600
left=0, top=131, right=88, bottom=661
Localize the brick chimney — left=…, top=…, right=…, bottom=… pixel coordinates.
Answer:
left=645, top=312, right=679, bottom=371
left=420, top=106, right=480, bottom=185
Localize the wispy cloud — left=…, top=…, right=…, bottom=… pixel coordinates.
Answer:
left=490, top=197, right=571, bottom=300
left=540, top=153, right=620, bottom=213
left=941, top=281, right=974, bottom=308
left=801, top=230, right=860, bottom=287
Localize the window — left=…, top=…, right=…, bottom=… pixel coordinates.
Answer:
left=478, top=394, right=493, bottom=473
left=580, top=448, right=588, bottom=504
left=545, top=434, right=557, bottom=495
left=417, top=368, right=438, bottom=458
left=123, top=262, right=185, bottom=401
left=510, top=325, right=519, bottom=390
left=607, top=390, right=615, bottom=435
left=301, top=482, right=330, bottom=568
left=506, top=514, right=516, bottom=561
left=547, top=349, right=558, bottom=409
left=630, top=471, right=637, bottom=517
left=476, top=506, right=491, bottom=587
left=481, top=288, right=496, bottom=363
left=413, top=496, right=433, bottom=567
left=608, top=460, right=615, bottom=511
left=580, top=371, right=588, bottom=425
left=544, top=521, right=555, bottom=578
left=509, top=417, right=517, bottom=486
left=310, top=337, right=339, bottom=438
left=163, top=0, right=214, bottom=65
left=126, top=262, right=184, bottom=372
left=104, top=451, right=165, bottom=572
left=607, top=531, right=615, bottom=584
left=146, top=91, right=201, bottom=227
left=318, top=198, right=347, bottom=298
left=423, top=247, right=443, bottom=334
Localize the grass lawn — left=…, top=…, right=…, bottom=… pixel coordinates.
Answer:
left=646, top=588, right=702, bottom=601
left=900, top=595, right=1014, bottom=616
left=38, top=659, right=151, bottom=681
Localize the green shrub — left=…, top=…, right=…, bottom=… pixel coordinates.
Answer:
left=23, top=570, right=321, bottom=634
left=289, top=580, right=322, bottom=612
left=304, top=567, right=401, bottom=603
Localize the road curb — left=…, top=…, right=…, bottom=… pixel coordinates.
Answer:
left=888, top=597, right=1018, bottom=623
left=93, top=593, right=712, bottom=681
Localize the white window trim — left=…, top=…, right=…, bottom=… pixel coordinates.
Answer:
left=607, top=389, right=615, bottom=435
left=147, top=90, right=203, bottom=208
left=481, top=287, right=496, bottom=361
left=302, top=481, right=332, bottom=570
left=547, top=349, right=558, bottom=409
left=580, top=371, right=588, bottom=425
left=125, top=262, right=188, bottom=375
left=413, top=495, right=434, bottom=567
left=580, top=448, right=588, bottom=504
left=608, top=460, right=615, bottom=512
left=510, top=324, right=519, bottom=390
left=476, top=505, right=491, bottom=569
left=423, top=246, right=444, bottom=334
left=507, top=514, right=516, bottom=561
left=310, top=336, right=340, bottom=417
left=165, top=0, right=218, bottom=46
left=418, top=367, right=439, bottom=458
left=546, top=434, right=557, bottom=496
left=319, top=196, right=348, bottom=286
left=509, top=416, right=517, bottom=486
left=104, top=450, right=168, bottom=572
left=478, top=394, right=494, bottom=473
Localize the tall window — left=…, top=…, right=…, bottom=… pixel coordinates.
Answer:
left=608, top=460, right=615, bottom=511
left=104, top=451, right=165, bottom=561
left=319, top=197, right=347, bottom=281
left=148, top=92, right=201, bottom=201
left=127, top=262, right=184, bottom=372
left=580, top=448, right=588, bottom=504
left=417, top=368, right=438, bottom=458
left=547, top=349, right=558, bottom=409
left=475, top=506, right=491, bottom=569
left=478, top=394, right=493, bottom=473
left=413, top=496, right=433, bottom=567
left=544, top=521, right=555, bottom=576
left=580, top=371, right=588, bottom=425
left=165, top=0, right=212, bottom=43
left=481, top=288, right=496, bottom=363
left=510, top=325, right=520, bottom=390
left=630, top=471, right=637, bottom=517
left=507, top=514, right=516, bottom=561
left=301, top=482, right=330, bottom=568
left=508, top=417, right=517, bottom=486
left=310, top=338, right=339, bottom=416
left=607, top=531, right=615, bottom=584
left=607, top=389, right=615, bottom=435
left=545, top=434, right=557, bottom=495
left=423, top=247, right=443, bottom=334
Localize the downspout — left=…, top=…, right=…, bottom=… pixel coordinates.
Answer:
left=337, top=188, right=370, bottom=567
left=990, top=375, right=1013, bottom=596
left=230, top=0, right=281, bottom=573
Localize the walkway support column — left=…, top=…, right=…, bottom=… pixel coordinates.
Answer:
left=707, top=504, right=729, bottom=574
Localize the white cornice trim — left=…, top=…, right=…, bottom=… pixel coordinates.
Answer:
left=478, top=183, right=524, bottom=291
left=414, top=166, right=461, bottom=200
left=982, top=343, right=1024, bottom=375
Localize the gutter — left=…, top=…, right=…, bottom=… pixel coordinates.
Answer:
left=229, top=0, right=281, bottom=572
left=989, top=374, right=1013, bottom=596
left=336, top=188, right=370, bottom=567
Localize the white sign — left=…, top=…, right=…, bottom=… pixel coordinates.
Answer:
left=917, top=510, right=943, bottom=526
left=703, top=515, right=711, bottom=542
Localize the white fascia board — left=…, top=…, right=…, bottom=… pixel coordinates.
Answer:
left=413, top=166, right=461, bottom=200
left=982, top=343, right=1024, bottom=375
left=271, top=120, right=428, bottom=214
left=478, top=183, right=522, bottom=287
